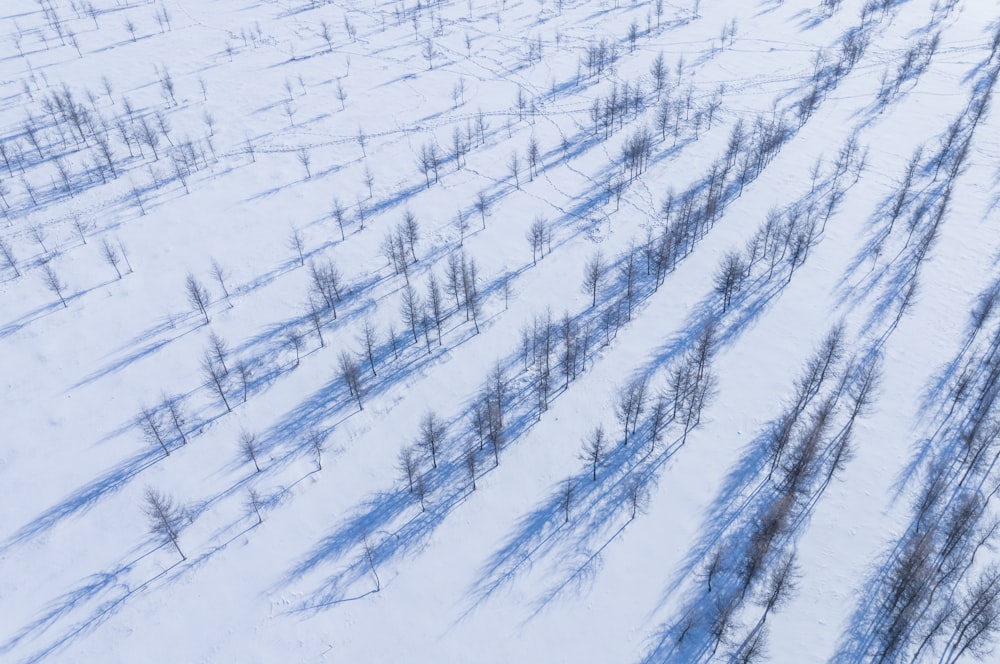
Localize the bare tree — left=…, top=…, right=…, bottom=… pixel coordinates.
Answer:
left=419, top=410, right=447, bottom=469
left=363, top=534, right=381, bottom=591
left=715, top=250, right=746, bottom=313
left=309, top=260, right=343, bottom=319
left=202, top=352, right=231, bottom=413
left=331, top=197, right=347, bottom=241
left=144, top=488, right=186, bottom=560
left=561, top=478, right=573, bottom=523
left=475, top=190, right=489, bottom=228
left=355, top=319, right=377, bottom=376
left=210, top=259, right=230, bottom=303
left=101, top=238, right=122, bottom=279
left=288, top=227, right=306, bottom=266
left=582, top=250, right=605, bottom=308
left=42, top=263, right=68, bottom=308
left=626, top=477, right=648, bottom=520
left=298, top=148, right=311, bottom=179
left=161, top=393, right=188, bottom=445
left=308, top=428, right=327, bottom=470
left=398, top=446, right=418, bottom=492
left=246, top=488, right=263, bottom=524
left=0, top=237, right=20, bottom=277
left=139, top=405, right=170, bottom=455
left=239, top=429, right=261, bottom=472
left=236, top=359, right=251, bottom=403
left=582, top=425, right=606, bottom=481
left=465, top=445, right=478, bottom=490
left=208, top=331, right=229, bottom=376
left=509, top=150, right=521, bottom=189
left=401, top=281, right=422, bottom=344
left=29, top=224, right=48, bottom=255
left=338, top=350, right=364, bottom=410
left=185, top=273, right=210, bottom=324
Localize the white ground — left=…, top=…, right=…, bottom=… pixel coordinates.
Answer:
left=2, top=0, right=1000, bottom=662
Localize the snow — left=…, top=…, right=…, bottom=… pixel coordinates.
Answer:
left=3, top=0, right=1000, bottom=662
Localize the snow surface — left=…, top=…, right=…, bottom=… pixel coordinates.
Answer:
left=3, top=0, right=1000, bottom=662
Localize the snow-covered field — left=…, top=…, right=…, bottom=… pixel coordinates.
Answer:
left=3, top=0, right=1000, bottom=661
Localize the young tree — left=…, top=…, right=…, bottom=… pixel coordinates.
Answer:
left=42, top=263, right=68, bottom=308
left=239, top=429, right=261, bottom=472
left=210, top=259, right=230, bottom=302
left=139, top=405, right=170, bottom=455
left=338, top=350, right=364, bottom=411
left=419, top=410, right=447, bottom=469
left=236, top=360, right=251, bottom=403
left=398, top=446, right=418, bottom=492
left=714, top=250, right=746, bottom=313
left=475, top=190, right=489, bottom=228
left=308, top=428, right=327, bottom=470
left=363, top=534, right=381, bottom=591
left=202, top=352, right=231, bottom=413
left=309, top=260, right=343, bottom=319
left=582, top=250, right=605, bottom=308
left=208, top=331, right=230, bottom=376
left=465, top=445, right=478, bottom=490
left=298, top=148, right=312, bottom=179
left=101, top=237, right=122, bottom=279
left=560, top=478, right=573, bottom=523
left=360, top=319, right=378, bottom=376
left=331, top=197, right=347, bottom=241
left=0, top=237, right=20, bottom=277
left=308, top=299, right=325, bottom=348
left=288, top=227, right=306, bottom=266
left=509, top=150, right=521, bottom=189
left=161, top=393, right=188, bottom=446
left=185, top=273, right=210, bottom=324
left=143, top=488, right=186, bottom=560
left=246, top=488, right=263, bottom=525
left=401, top=281, right=422, bottom=344
left=582, top=425, right=606, bottom=481
left=626, top=477, right=647, bottom=521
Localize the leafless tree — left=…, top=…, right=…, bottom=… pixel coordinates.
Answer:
left=308, top=428, right=327, bottom=470
left=465, top=445, right=478, bottom=490
left=185, top=273, right=210, bottom=324
left=582, top=425, right=606, bottom=481
left=509, top=150, right=521, bottom=189
left=309, top=260, right=343, bottom=319
left=298, top=148, right=311, bottom=179
left=331, top=197, right=347, bottom=241
left=339, top=351, right=364, bottom=410
left=289, top=227, right=306, bottom=266
left=29, top=224, right=48, bottom=255
left=475, top=190, right=489, bottom=228
left=236, top=360, right=251, bottom=403
left=0, top=237, right=20, bottom=277
left=308, top=299, right=325, bottom=348
left=139, top=405, right=170, bottom=455
left=161, top=393, right=188, bottom=445
left=401, top=281, right=422, bottom=344
left=246, top=488, right=263, bottom=524
left=360, top=319, right=378, bottom=376
left=626, top=477, right=648, bottom=520
left=582, top=250, right=605, bottom=308
left=100, top=238, right=122, bottom=279
left=398, top=446, right=418, bottom=492
left=202, top=352, right=231, bottom=413
left=210, top=259, right=230, bottom=302
left=560, top=478, right=573, bottom=523
left=144, top=488, right=186, bottom=560
left=363, top=534, right=381, bottom=591
left=42, top=263, right=68, bottom=308
left=419, top=411, right=447, bottom=469
left=239, top=429, right=261, bottom=472
left=206, top=331, right=229, bottom=377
